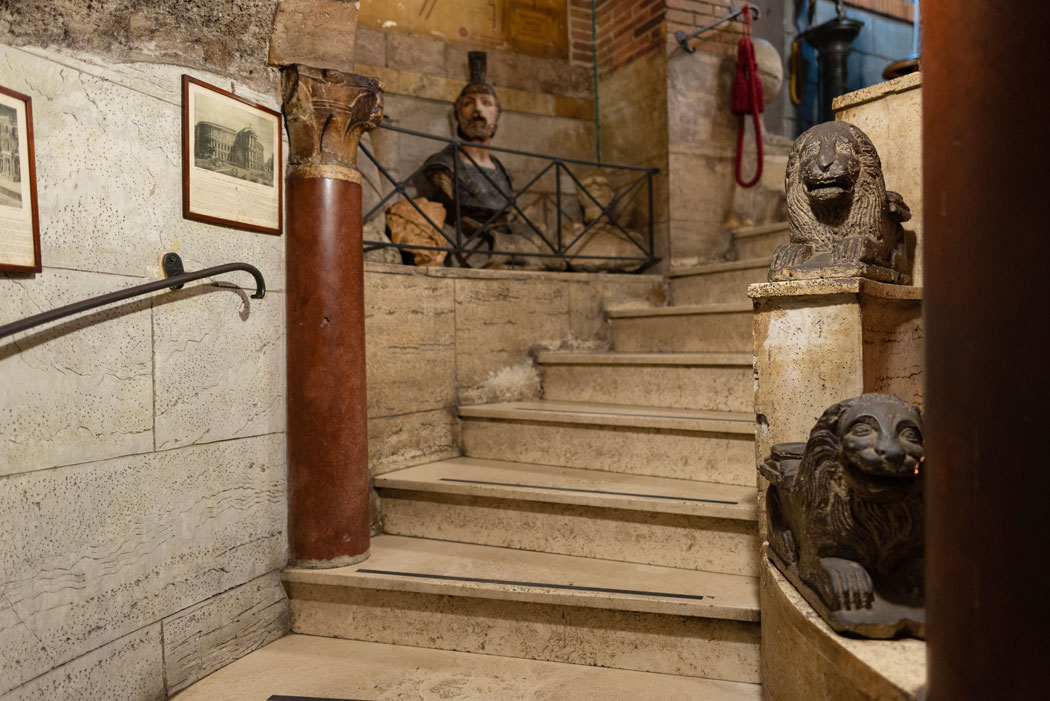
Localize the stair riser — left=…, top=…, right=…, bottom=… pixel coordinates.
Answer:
left=287, top=583, right=761, bottom=683
left=380, top=490, right=760, bottom=577
left=542, top=364, right=753, bottom=412
left=461, top=418, right=755, bottom=485
left=734, top=232, right=787, bottom=260
left=612, top=313, right=753, bottom=353
left=672, top=268, right=769, bottom=306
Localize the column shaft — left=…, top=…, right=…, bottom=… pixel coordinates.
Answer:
left=923, top=3, right=1049, bottom=698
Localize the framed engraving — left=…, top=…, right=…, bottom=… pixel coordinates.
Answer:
left=182, top=76, right=282, bottom=235
left=0, top=85, right=41, bottom=273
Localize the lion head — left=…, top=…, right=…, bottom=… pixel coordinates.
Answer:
left=785, top=121, right=888, bottom=249
left=802, top=394, right=924, bottom=505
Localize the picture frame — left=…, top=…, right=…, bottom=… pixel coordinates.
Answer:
left=182, top=75, right=283, bottom=235
left=0, top=85, right=41, bottom=273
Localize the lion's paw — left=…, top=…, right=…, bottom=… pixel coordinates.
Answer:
left=771, top=243, right=811, bottom=270
left=819, top=557, right=874, bottom=611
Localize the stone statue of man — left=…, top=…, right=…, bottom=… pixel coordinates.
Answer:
left=420, top=51, right=514, bottom=233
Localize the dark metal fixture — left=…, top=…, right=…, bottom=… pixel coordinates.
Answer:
left=361, top=123, right=659, bottom=270
left=675, top=4, right=761, bottom=54
left=801, top=12, right=863, bottom=121
left=0, top=253, right=265, bottom=340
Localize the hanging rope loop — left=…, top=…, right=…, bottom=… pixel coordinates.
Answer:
left=732, top=4, right=764, bottom=188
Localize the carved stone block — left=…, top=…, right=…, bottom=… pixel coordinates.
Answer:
left=770, top=121, right=912, bottom=284
left=759, top=393, right=925, bottom=638
left=280, top=64, right=383, bottom=177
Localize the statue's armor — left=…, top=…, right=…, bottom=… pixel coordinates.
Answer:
left=422, top=144, right=513, bottom=224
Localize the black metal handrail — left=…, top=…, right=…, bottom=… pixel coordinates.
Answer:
left=0, top=256, right=265, bottom=340
left=360, top=122, right=659, bottom=270
left=675, top=3, right=761, bottom=54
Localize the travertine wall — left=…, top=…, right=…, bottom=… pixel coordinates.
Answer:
left=0, top=44, right=290, bottom=699
left=364, top=263, right=665, bottom=476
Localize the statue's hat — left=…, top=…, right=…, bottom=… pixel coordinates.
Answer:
left=459, top=51, right=498, bottom=101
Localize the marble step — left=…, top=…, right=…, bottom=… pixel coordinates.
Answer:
left=459, top=400, right=756, bottom=485
left=173, top=634, right=763, bottom=701
left=669, top=257, right=771, bottom=305
left=732, top=221, right=789, bottom=259
left=609, top=302, right=754, bottom=353
left=537, top=351, right=754, bottom=412
left=376, top=457, right=760, bottom=576
left=283, top=535, right=761, bottom=683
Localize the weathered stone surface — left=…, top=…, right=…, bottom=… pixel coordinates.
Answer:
left=610, top=305, right=754, bottom=353
left=0, top=45, right=286, bottom=288
left=364, top=271, right=455, bottom=417
left=162, top=571, right=289, bottom=694
left=835, top=74, right=923, bottom=285
left=761, top=395, right=925, bottom=639
left=381, top=491, right=759, bottom=576
left=0, top=435, right=287, bottom=693
left=269, top=0, right=358, bottom=74
left=454, top=277, right=572, bottom=395
left=0, top=268, right=153, bottom=476
left=153, top=286, right=285, bottom=450
left=288, top=583, right=760, bottom=682
left=761, top=558, right=926, bottom=700
left=368, top=409, right=459, bottom=476
left=173, top=634, right=762, bottom=701
left=385, top=198, right=447, bottom=266
left=387, top=31, right=446, bottom=75
left=0, top=1, right=279, bottom=91
left=567, top=275, right=666, bottom=347
left=0, top=624, right=165, bottom=701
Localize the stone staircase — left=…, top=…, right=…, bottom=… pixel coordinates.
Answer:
left=181, top=223, right=790, bottom=698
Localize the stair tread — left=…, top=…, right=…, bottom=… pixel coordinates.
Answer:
left=669, top=257, right=770, bottom=278
left=173, top=634, right=762, bottom=701
left=377, top=456, right=758, bottom=521
left=607, top=301, right=752, bottom=318
left=284, top=535, right=760, bottom=621
left=458, top=400, right=755, bottom=435
left=536, top=350, right=752, bottom=366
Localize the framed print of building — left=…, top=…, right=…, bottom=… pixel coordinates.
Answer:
left=182, top=76, right=283, bottom=235
left=0, top=84, right=40, bottom=273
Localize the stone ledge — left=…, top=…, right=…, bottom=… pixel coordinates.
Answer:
left=761, top=557, right=925, bottom=701
left=833, top=72, right=922, bottom=112
left=748, top=277, right=924, bottom=301
left=363, top=260, right=663, bottom=284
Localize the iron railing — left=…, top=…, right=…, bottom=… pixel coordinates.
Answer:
left=0, top=254, right=265, bottom=340
left=360, top=123, right=659, bottom=271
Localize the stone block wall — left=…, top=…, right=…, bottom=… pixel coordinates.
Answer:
left=0, top=44, right=290, bottom=699
left=364, top=263, right=666, bottom=477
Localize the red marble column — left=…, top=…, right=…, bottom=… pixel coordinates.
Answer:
left=924, top=2, right=1048, bottom=698
left=281, top=65, right=383, bottom=567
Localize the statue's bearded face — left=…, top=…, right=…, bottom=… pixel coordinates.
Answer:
left=456, top=92, right=500, bottom=142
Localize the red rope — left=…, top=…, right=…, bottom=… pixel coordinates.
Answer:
left=733, top=5, right=764, bottom=188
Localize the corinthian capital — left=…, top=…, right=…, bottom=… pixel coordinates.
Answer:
left=280, top=64, right=384, bottom=180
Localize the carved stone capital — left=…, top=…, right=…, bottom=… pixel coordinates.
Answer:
left=280, top=64, right=384, bottom=179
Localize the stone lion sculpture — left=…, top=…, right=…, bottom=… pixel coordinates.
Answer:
left=759, top=393, right=925, bottom=638
left=769, top=121, right=912, bottom=284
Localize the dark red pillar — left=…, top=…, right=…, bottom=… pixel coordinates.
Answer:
left=281, top=65, right=383, bottom=567
left=923, top=3, right=1050, bottom=698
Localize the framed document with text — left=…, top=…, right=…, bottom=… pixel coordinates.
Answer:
left=0, top=85, right=41, bottom=273
left=182, top=76, right=283, bottom=235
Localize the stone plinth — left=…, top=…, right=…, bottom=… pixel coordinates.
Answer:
left=761, top=555, right=925, bottom=701
left=750, top=277, right=923, bottom=465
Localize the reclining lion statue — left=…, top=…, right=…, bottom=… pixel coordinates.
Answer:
left=760, top=393, right=925, bottom=638
left=769, top=121, right=912, bottom=284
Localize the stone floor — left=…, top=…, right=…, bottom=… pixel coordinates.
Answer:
left=173, top=634, right=762, bottom=700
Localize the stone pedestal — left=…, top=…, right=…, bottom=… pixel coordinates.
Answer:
left=750, top=277, right=923, bottom=465
left=281, top=65, right=383, bottom=567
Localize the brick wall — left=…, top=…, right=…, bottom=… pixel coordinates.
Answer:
left=569, top=0, right=669, bottom=76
